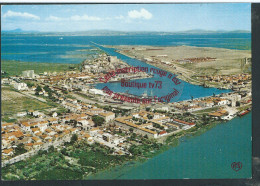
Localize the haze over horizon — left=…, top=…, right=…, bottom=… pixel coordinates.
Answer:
left=1, top=4, right=251, bottom=32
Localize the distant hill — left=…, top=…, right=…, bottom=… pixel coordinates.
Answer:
left=175, top=29, right=251, bottom=34
left=2, top=28, right=24, bottom=33
left=2, top=28, right=38, bottom=33
left=2, top=29, right=251, bottom=36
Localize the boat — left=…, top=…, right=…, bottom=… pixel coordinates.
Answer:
left=238, top=109, right=251, bottom=117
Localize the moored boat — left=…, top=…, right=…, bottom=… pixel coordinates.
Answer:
left=238, top=109, right=251, bottom=117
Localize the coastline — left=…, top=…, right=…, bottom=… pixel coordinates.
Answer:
left=103, top=45, right=251, bottom=89
left=85, top=112, right=251, bottom=179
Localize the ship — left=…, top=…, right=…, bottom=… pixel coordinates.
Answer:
left=238, top=109, right=251, bottom=117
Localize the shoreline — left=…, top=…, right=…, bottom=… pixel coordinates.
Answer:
left=102, top=45, right=251, bottom=90
left=84, top=115, right=247, bottom=180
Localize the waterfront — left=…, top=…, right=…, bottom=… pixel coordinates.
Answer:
left=95, top=44, right=231, bottom=102
left=1, top=33, right=251, bottom=64
left=87, top=112, right=252, bottom=179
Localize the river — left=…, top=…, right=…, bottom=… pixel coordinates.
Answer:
left=94, top=45, right=231, bottom=102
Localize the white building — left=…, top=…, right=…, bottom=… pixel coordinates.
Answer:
left=108, top=56, right=118, bottom=63
left=17, top=112, right=27, bottom=117
left=99, top=112, right=115, bottom=123
left=89, top=88, right=107, bottom=96
left=22, top=70, right=35, bottom=78
left=13, top=82, right=28, bottom=91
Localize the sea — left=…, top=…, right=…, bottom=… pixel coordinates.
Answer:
left=87, top=112, right=252, bottom=179
left=1, top=33, right=252, bottom=179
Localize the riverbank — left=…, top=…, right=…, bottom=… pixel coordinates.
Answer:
left=106, top=45, right=251, bottom=89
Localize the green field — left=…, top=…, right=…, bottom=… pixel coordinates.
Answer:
left=192, top=106, right=220, bottom=115
left=1, top=60, right=79, bottom=77
left=1, top=141, right=132, bottom=180
left=1, top=86, right=57, bottom=120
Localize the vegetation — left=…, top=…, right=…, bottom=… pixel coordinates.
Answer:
left=14, top=144, right=27, bottom=156
left=192, top=106, right=220, bottom=115
left=1, top=141, right=132, bottom=180
left=92, top=115, right=105, bottom=127
left=71, top=134, right=78, bottom=144
left=1, top=60, right=79, bottom=77
left=2, top=86, right=55, bottom=117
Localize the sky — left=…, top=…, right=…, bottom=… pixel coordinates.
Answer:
left=1, top=4, right=251, bottom=32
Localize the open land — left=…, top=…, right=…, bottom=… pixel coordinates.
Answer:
left=1, top=86, right=59, bottom=122
left=109, top=45, right=251, bottom=88
left=1, top=60, right=79, bottom=77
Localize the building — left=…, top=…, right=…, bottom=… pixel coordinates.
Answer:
left=99, top=112, right=115, bottom=123
left=17, top=112, right=27, bottom=117
left=22, top=70, right=35, bottom=78
left=108, top=56, right=118, bottom=63
left=13, top=82, right=28, bottom=90
left=115, top=117, right=158, bottom=138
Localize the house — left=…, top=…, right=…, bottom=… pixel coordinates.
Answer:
left=52, top=112, right=58, bottom=117
left=25, top=143, right=34, bottom=151
left=13, top=82, right=28, bottom=90
left=2, top=139, right=10, bottom=150
left=198, top=100, right=214, bottom=108
left=158, top=130, right=167, bottom=136
left=2, top=123, right=13, bottom=129
left=70, top=128, right=78, bottom=134
left=2, top=148, right=14, bottom=157
left=90, top=127, right=100, bottom=135
left=214, top=98, right=229, bottom=106
left=33, top=142, right=44, bottom=149
left=32, top=136, right=42, bottom=143
left=17, top=112, right=27, bottom=117
left=21, top=122, right=31, bottom=132
left=90, top=108, right=104, bottom=114
left=99, top=112, right=115, bottom=123
left=48, top=118, right=58, bottom=124
left=33, top=111, right=40, bottom=117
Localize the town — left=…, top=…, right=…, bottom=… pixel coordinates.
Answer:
left=1, top=50, right=252, bottom=170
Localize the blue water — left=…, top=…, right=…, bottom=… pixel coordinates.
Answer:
left=95, top=44, right=231, bottom=102
left=1, top=33, right=251, bottom=64
left=1, top=33, right=251, bottom=179
left=87, top=112, right=252, bottom=179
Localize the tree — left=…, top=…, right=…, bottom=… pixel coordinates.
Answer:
left=146, top=107, right=151, bottom=112
left=48, top=145, right=55, bottom=152
left=131, top=133, right=137, bottom=139
left=202, top=114, right=209, bottom=125
left=129, top=128, right=134, bottom=133
left=26, top=82, right=35, bottom=88
left=236, top=101, right=241, bottom=107
left=43, top=85, right=50, bottom=92
left=92, top=115, right=105, bottom=127
left=36, top=85, right=42, bottom=92
left=14, top=143, right=27, bottom=156
left=71, top=134, right=78, bottom=144
left=147, top=114, right=153, bottom=119
left=61, top=148, right=68, bottom=155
